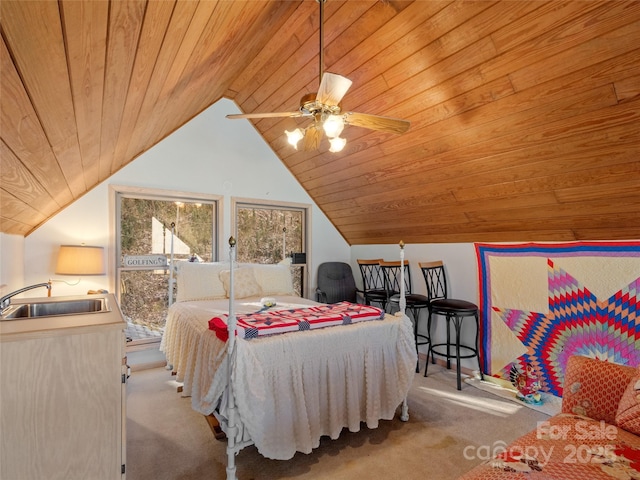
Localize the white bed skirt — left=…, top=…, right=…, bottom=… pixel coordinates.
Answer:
left=161, top=298, right=417, bottom=460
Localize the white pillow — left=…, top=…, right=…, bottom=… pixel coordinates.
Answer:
left=251, top=263, right=295, bottom=296
left=219, top=267, right=262, bottom=299
left=175, top=261, right=228, bottom=302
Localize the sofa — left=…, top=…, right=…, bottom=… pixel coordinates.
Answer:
left=459, top=355, right=640, bottom=480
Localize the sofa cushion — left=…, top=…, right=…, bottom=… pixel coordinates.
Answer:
left=616, top=367, right=640, bottom=435
left=561, top=356, right=637, bottom=425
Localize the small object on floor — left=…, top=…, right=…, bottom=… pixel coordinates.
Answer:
left=204, top=414, right=227, bottom=441
left=510, top=363, right=543, bottom=406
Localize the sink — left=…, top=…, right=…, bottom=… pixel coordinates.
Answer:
left=1, top=298, right=109, bottom=320
left=0, top=294, right=124, bottom=335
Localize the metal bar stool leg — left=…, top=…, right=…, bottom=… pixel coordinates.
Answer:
left=428, top=311, right=436, bottom=365
left=445, top=315, right=452, bottom=370
left=424, top=311, right=433, bottom=376
left=454, top=316, right=463, bottom=390
left=411, top=307, right=420, bottom=373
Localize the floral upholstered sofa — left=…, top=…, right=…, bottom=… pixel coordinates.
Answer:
left=459, top=355, right=640, bottom=480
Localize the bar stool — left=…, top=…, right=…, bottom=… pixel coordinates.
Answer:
left=356, top=259, right=387, bottom=309
left=420, top=261, right=483, bottom=390
left=379, top=260, right=430, bottom=372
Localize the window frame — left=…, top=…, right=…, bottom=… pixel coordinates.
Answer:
left=109, top=184, right=223, bottom=301
left=231, top=197, right=311, bottom=297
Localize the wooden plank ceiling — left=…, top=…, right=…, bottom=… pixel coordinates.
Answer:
left=1, top=0, right=639, bottom=244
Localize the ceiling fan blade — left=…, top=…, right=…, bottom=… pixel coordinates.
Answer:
left=343, top=112, right=410, bottom=134
left=302, top=125, right=322, bottom=151
left=226, top=111, right=303, bottom=119
left=316, top=73, right=352, bottom=106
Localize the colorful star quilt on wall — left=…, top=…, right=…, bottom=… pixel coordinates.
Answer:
left=476, top=242, right=640, bottom=398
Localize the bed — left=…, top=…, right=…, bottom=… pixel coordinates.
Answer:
left=160, top=240, right=417, bottom=479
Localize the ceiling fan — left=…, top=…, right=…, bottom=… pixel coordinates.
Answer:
left=226, top=0, right=410, bottom=153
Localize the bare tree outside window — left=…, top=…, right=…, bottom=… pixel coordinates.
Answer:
left=117, top=194, right=217, bottom=338
left=236, top=207, right=302, bottom=263
left=236, top=203, right=307, bottom=296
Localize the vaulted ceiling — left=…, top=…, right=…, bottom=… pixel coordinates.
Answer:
left=1, top=0, right=639, bottom=244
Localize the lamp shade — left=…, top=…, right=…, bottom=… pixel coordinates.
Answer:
left=55, top=245, right=105, bottom=275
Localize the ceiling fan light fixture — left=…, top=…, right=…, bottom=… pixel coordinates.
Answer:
left=226, top=0, right=410, bottom=152
left=323, top=114, right=345, bottom=138
left=328, top=136, right=346, bottom=153
left=285, top=128, right=304, bottom=149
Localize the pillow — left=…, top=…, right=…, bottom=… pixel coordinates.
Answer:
left=175, top=261, right=228, bottom=302
left=219, top=267, right=262, bottom=299
left=251, top=263, right=295, bottom=296
left=615, top=367, right=640, bottom=435
left=561, top=355, right=636, bottom=424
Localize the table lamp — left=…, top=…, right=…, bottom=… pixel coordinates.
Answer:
left=55, top=245, right=106, bottom=293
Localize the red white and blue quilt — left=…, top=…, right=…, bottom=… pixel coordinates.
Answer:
left=209, top=301, right=385, bottom=341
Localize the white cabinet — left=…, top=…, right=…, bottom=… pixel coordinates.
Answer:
left=0, top=294, right=127, bottom=479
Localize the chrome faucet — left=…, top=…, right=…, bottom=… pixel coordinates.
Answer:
left=0, top=281, right=52, bottom=310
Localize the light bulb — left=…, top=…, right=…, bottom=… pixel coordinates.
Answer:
left=323, top=115, right=345, bottom=138
left=329, top=136, right=346, bottom=153
left=285, top=128, right=304, bottom=149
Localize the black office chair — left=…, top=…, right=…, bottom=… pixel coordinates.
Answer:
left=420, top=261, right=483, bottom=390
left=315, top=262, right=358, bottom=304
left=379, top=260, right=430, bottom=372
left=356, top=259, right=387, bottom=309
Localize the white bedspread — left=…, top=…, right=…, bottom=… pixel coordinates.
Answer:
left=161, top=296, right=417, bottom=460
left=161, top=296, right=318, bottom=395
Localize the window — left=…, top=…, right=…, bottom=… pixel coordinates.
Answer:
left=233, top=199, right=310, bottom=297
left=112, top=186, right=221, bottom=343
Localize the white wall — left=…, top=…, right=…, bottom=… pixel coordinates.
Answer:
left=5, top=99, right=350, bottom=299
left=0, top=233, right=25, bottom=297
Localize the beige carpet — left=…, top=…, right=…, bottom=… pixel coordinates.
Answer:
left=126, top=364, right=549, bottom=480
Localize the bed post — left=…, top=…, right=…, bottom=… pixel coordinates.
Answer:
left=399, top=240, right=406, bottom=315
left=168, top=222, right=176, bottom=307
left=399, top=240, right=410, bottom=422
left=226, top=236, right=239, bottom=480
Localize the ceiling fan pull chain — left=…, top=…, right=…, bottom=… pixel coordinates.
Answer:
left=318, top=0, right=326, bottom=84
